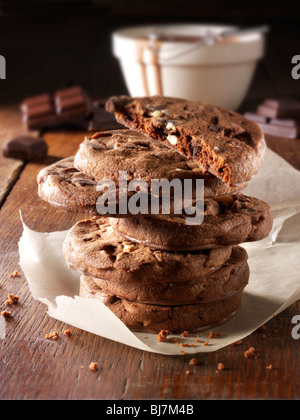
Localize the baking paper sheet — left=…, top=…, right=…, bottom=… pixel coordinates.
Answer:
left=18, top=148, right=300, bottom=355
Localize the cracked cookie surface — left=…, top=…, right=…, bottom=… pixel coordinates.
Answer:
left=106, top=95, right=266, bottom=187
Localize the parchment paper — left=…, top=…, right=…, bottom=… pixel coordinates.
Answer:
left=18, top=148, right=300, bottom=355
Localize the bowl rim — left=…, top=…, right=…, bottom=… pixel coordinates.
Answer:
left=113, top=23, right=264, bottom=44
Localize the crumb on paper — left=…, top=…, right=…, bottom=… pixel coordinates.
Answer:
left=181, top=331, right=189, bottom=337
left=189, top=358, right=197, bottom=366
left=202, top=341, right=209, bottom=347
left=231, top=339, right=243, bottom=346
left=89, top=362, right=98, bottom=372
left=64, top=329, right=72, bottom=337
left=180, top=350, right=186, bottom=354
left=45, top=331, right=59, bottom=340
left=157, top=330, right=169, bottom=342
left=1, top=310, right=12, bottom=319
left=10, top=270, right=19, bottom=278
left=208, top=331, right=221, bottom=339
left=244, top=347, right=256, bottom=359
left=195, top=338, right=200, bottom=343
left=180, top=343, right=190, bottom=347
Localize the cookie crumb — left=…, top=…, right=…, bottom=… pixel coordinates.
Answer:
left=185, top=370, right=191, bottom=375
left=244, top=347, right=256, bottom=359
left=89, top=362, right=98, bottom=372
left=1, top=310, right=12, bottom=318
left=209, top=330, right=221, bottom=338
left=195, top=338, right=200, bottom=343
left=181, top=331, right=189, bottom=337
left=258, top=324, right=267, bottom=332
left=157, top=330, right=169, bottom=342
left=266, top=364, right=273, bottom=370
left=45, top=331, right=59, bottom=340
left=189, top=358, right=197, bottom=366
left=10, top=270, right=19, bottom=278
left=202, top=341, right=209, bottom=346
left=180, top=350, right=186, bottom=354
left=64, top=329, right=72, bottom=337
left=7, top=293, right=19, bottom=304
left=231, top=339, right=243, bottom=346
left=217, top=363, right=225, bottom=371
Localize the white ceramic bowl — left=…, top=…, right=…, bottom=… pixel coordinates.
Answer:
left=112, top=24, right=265, bottom=110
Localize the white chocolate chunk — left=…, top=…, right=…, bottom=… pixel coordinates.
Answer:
left=166, top=121, right=176, bottom=131
left=167, top=135, right=178, bottom=146
left=150, top=110, right=163, bottom=118
left=122, top=244, right=136, bottom=253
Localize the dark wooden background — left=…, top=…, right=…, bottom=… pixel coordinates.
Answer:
left=0, top=0, right=299, bottom=401
left=0, top=0, right=300, bottom=105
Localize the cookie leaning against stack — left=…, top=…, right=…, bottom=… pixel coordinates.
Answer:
left=37, top=95, right=273, bottom=333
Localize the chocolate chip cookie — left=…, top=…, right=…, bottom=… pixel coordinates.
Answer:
left=63, top=218, right=232, bottom=284
left=80, top=274, right=244, bottom=333
left=37, top=157, right=99, bottom=214
left=74, top=129, right=247, bottom=197
left=91, top=246, right=249, bottom=305
left=106, top=95, right=266, bottom=187
left=110, top=193, right=273, bottom=250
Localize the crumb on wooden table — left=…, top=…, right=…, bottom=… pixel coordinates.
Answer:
left=1, top=310, right=12, bottom=318
left=6, top=293, right=20, bottom=305
left=189, top=358, right=197, bottom=366
left=89, top=362, right=98, bottom=372
left=258, top=324, right=267, bottom=332
left=266, top=364, right=273, bottom=370
left=244, top=347, right=256, bottom=359
left=64, top=329, right=72, bottom=337
left=10, top=270, right=19, bottom=278
left=45, top=331, right=59, bottom=340
left=217, top=363, right=225, bottom=371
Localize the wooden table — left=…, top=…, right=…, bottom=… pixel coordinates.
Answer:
left=0, top=104, right=299, bottom=401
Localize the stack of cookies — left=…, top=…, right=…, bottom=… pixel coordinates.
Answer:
left=37, top=95, right=273, bottom=333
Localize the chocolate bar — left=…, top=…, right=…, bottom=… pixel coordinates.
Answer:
left=3, top=135, right=48, bottom=161
left=70, top=99, right=124, bottom=131
left=22, top=86, right=91, bottom=130
left=244, top=112, right=299, bottom=139
left=257, top=98, right=300, bottom=119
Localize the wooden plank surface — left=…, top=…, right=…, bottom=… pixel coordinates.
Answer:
left=0, top=126, right=299, bottom=400
left=0, top=105, right=26, bottom=206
